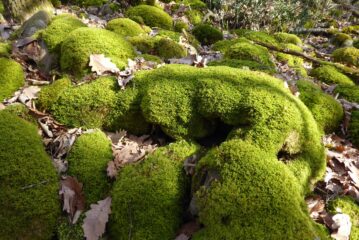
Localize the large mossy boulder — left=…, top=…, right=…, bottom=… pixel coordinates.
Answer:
left=126, top=5, right=173, bottom=30
left=0, top=58, right=25, bottom=101
left=110, top=140, right=200, bottom=240
left=192, top=24, right=223, bottom=45
left=0, top=111, right=60, bottom=240
left=311, top=65, right=354, bottom=86
left=60, top=27, right=135, bottom=77
left=106, top=18, right=146, bottom=37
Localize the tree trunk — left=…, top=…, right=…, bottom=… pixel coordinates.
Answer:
left=2, top=0, right=53, bottom=22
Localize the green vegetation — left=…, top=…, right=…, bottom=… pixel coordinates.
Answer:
left=174, top=20, right=189, bottom=32
left=106, top=18, right=146, bottom=37
left=185, top=9, right=203, bottom=25
left=236, top=30, right=281, bottom=47
left=0, top=42, right=11, bottom=57
left=3, top=103, right=36, bottom=124
left=335, top=85, right=359, bottom=103
left=333, top=33, right=352, bottom=46
left=0, top=58, right=25, bottom=101
left=207, top=59, right=276, bottom=73
left=192, top=24, right=223, bottom=45
left=275, top=32, right=302, bottom=45
left=156, top=38, right=187, bottom=59
left=311, top=65, right=354, bottom=85
left=332, top=47, right=359, bottom=67
left=276, top=53, right=307, bottom=76
left=126, top=5, right=173, bottom=30
left=349, top=110, right=359, bottom=146
left=67, top=0, right=107, bottom=6
left=110, top=140, right=200, bottom=240
left=0, top=111, right=60, bottom=240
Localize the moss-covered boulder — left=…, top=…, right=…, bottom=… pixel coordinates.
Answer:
left=274, top=32, right=302, bottom=45
left=0, top=58, right=25, bottom=101
left=192, top=139, right=329, bottom=240
left=174, top=20, right=189, bottom=32
left=335, top=85, right=359, bottom=103
left=236, top=30, right=281, bottom=47
left=0, top=111, right=60, bottom=240
left=207, top=59, right=275, bottom=73
left=0, top=42, right=11, bottom=57
left=185, top=9, right=203, bottom=25
left=126, top=5, right=173, bottom=30
left=297, top=80, right=343, bottom=133
left=333, top=33, right=353, bottom=47
left=332, top=47, right=359, bottom=67
left=311, top=65, right=354, bottom=86
left=110, top=140, right=200, bottom=240
left=40, top=14, right=86, bottom=53
left=60, top=27, right=135, bottom=77
left=106, top=18, right=146, bottom=37
left=156, top=38, right=187, bottom=59
left=192, top=24, right=223, bottom=45
left=67, top=130, right=112, bottom=205
left=349, top=110, right=359, bottom=146
left=276, top=52, right=307, bottom=77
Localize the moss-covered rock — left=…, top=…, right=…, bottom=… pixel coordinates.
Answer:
left=349, top=110, right=359, bottom=146
left=335, top=85, right=359, bottom=103
left=297, top=80, right=343, bottom=133
left=67, top=130, right=112, bottom=205
left=343, top=25, right=359, bottom=34
left=139, top=54, right=163, bottom=63
left=110, top=140, right=200, bottom=240
left=192, top=24, right=223, bottom=45
left=128, top=35, right=157, bottom=54
left=0, top=42, right=11, bottom=57
left=207, top=59, right=276, bottom=73
left=0, top=58, right=25, bottom=101
left=185, top=9, right=202, bottom=25
left=156, top=38, right=187, bottom=59
left=60, top=27, right=135, bottom=77
left=236, top=30, right=281, bottom=47
left=126, top=5, right=173, bottom=30
left=333, top=33, right=353, bottom=47
left=3, top=103, right=37, bottom=124
left=274, top=32, right=302, bottom=45
left=332, top=47, right=359, bottom=67
left=174, top=20, right=189, bottom=32
left=276, top=52, right=307, bottom=77
left=106, top=18, right=146, bottom=37
left=0, top=111, right=60, bottom=240
left=311, top=65, right=354, bottom=86
left=67, top=0, right=106, bottom=6
left=40, top=14, right=86, bottom=53
left=328, top=196, right=359, bottom=240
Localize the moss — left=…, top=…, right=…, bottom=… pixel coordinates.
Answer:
left=60, top=27, right=135, bottom=78
left=0, top=1, right=4, bottom=15
left=192, top=24, right=223, bottom=45
left=68, top=0, right=107, bottom=6
left=106, top=18, right=146, bottom=37
left=110, top=140, right=200, bottom=240
left=274, top=32, right=302, bottom=45
left=139, top=54, right=163, bottom=63
left=333, top=33, right=352, bottom=47
left=283, top=43, right=303, bottom=52
left=207, top=59, right=276, bottom=73
left=211, top=38, right=250, bottom=53
left=297, top=80, right=343, bottom=133
left=311, top=65, right=354, bottom=86
left=185, top=9, right=203, bottom=25
left=192, top=139, right=329, bottom=240
left=67, top=130, right=112, bottom=205
left=343, top=25, right=359, bottom=34
left=182, top=0, right=206, bottom=9
left=126, top=5, right=173, bottom=30
left=0, top=42, right=11, bottom=57
left=349, top=110, right=359, bottom=146
left=128, top=35, right=157, bottom=54
left=335, top=85, right=359, bottom=103
left=0, top=58, right=25, bottom=101
left=332, top=47, right=359, bottom=67
left=57, top=216, right=84, bottom=240
left=156, top=38, right=187, bottom=59
left=276, top=53, right=307, bottom=77
left=174, top=20, right=189, bottom=32
left=328, top=196, right=359, bottom=240
left=236, top=30, right=281, bottom=47
left=3, top=103, right=36, bottom=124
left=157, top=29, right=182, bottom=41
left=40, top=14, right=86, bottom=53
left=37, top=77, right=72, bottom=111
left=0, top=111, right=60, bottom=240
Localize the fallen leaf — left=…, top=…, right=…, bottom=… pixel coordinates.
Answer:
left=330, top=213, right=351, bottom=240
left=89, top=54, right=120, bottom=75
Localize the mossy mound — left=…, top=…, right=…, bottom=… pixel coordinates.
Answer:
left=192, top=24, right=223, bottom=45
left=0, top=42, right=11, bottom=57
left=192, top=139, right=329, bottom=240
left=40, top=14, right=86, bottom=53
left=335, top=85, right=359, bottom=103
left=207, top=59, right=276, bottom=73
left=332, top=47, right=359, bottom=67
left=67, top=130, right=112, bottom=205
left=333, top=33, right=352, bottom=47
left=0, top=58, right=25, bottom=101
left=3, top=103, right=37, bottom=124
left=297, top=80, right=343, bottom=133
left=0, top=111, right=60, bottom=240
left=110, top=140, right=200, bottom=240
left=274, top=32, right=302, bottom=45
left=174, top=20, right=189, bottom=32
left=236, top=30, right=280, bottom=47
left=328, top=196, right=359, bottom=240
left=311, top=65, right=354, bottom=86
left=106, top=18, right=146, bottom=37
left=276, top=53, right=307, bottom=77
left=211, top=38, right=250, bottom=53
left=126, top=5, right=173, bottom=30
left=60, top=27, right=135, bottom=77
left=349, top=110, right=359, bottom=146
left=343, top=25, right=359, bottom=34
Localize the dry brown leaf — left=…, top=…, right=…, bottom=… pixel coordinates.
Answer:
left=82, top=197, right=112, bottom=240
left=89, top=54, right=120, bottom=75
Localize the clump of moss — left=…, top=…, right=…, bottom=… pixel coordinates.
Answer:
left=333, top=33, right=352, bottom=47
left=335, top=85, right=359, bottom=103
left=311, top=65, right=354, bottom=86
left=128, top=35, right=157, bottom=54
left=174, top=20, right=189, bottom=32
left=343, top=25, right=359, bottom=34
left=192, top=24, right=223, bottom=45
left=0, top=42, right=11, bottom=57
left=110, top=140, right=200, bottom=240
left=274, top=32, right=302, bottom=45
left=40, top=14, right=86, bottom=53
left=182, top=0, right=206, bottom=9
left=207, top=59, right=276, bottom=73
left=276, top=53, right=307, bottom=76
left=236, top=30, right=281, bottom=47
left=139, top=54, right=163, bottom=63
left=297, top=80, right=343, bottom=133
left=185, top=9, right=203, bottom=25
left=0, top=111, right=60, bottom=239
left=57, top=216, right=84, bottom=240
left=67, top=130, right=112, bottom=205
left=3, top=103, right=36, bottom=124
left=60, top=28, right=135, bottom=77
left=211, top=38, right=250, bottom=53
left=156, top=38, right=187, bottom=59
left=332, top=47, right=359, bottom=67
left=67, top=0, right=106, bottom=6
left=283, top=43, right=303, bottom=52
left=106, top=18, right=146, bottom=37
left=349, top=110, right=359, bottom=146
left=192, top=139, right=328, bottom=240
left=0, top=58, right=25, bottom=101
left=328, top=196, right=359, bottom=240
left=126, top=5, right=173, bottom=30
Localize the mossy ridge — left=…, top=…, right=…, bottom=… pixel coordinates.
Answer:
left=192, top=24, right=223, bottom=45
left=67, top=130, right=112, bottom=205
left=311, top=65, right=354, bottom=86
left=60, top=27, right=135, bottom=78
left=274, top=32, right=303, bottom=46
left=110, top=140, right=200, bottom=240
left=0, top=58, right=25, bottom=101
left=126, top=5, right=173, bottom=30
left=0, top=111, right=60, bottom=240
left=332, top=47, right=359, bottom=67
left=297, top=80, right=343, bottom=133
left=349, top=110, right=359, bottom=146
left=235, top=30, right=281, bottom=48
left=106, top=18, right=146, bottom=37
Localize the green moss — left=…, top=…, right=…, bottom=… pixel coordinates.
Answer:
left=37, top=77, right=72, bottom=111
left=182, top=0, right=206, bottom=9
left=156, top=38, right=187, bottom=59
left=328, top=196, right=359, bottom=240
left=57, top=216, right=84, bottom=240
left=0, top=42, right=11, bottom=57
left=283, top=43, right=303, bottom=52
left=60, top=27, right=135, bottom=78
left=139, top=54, right=163, bottom=63
left=68, top=0, right=107, bottom=6
left=110, top=140, right=200, bottom=240
left=236, top=30, right=281, bottom=47
left=274, top=32, right=302, bottom=45
left=343, top=25, right=359, bottom=34
left=3, top=103, right=36, bottom=124
left=185, top=9, right=203, bottom=25
left=276, top=53, right=307, bottom=77
left=126, top=5, right=173, bottom=30
left=0, top=58, right=25, bottom=101
left=0, top=111, right=60, bottom=240
left=106, top=18, right=146, bottom=37
left=40, top=14, right=86, bottom=53
left=207, top=59, right=276, bottom=73
left=157, top=29, right=182, bottom=41
left=174, top=20, right=189, bottom=32
left=193, top=139, right=329, bottom=240
left=297, top=80, right=343, bottom=133
left=311, top=65, right=354, bottom=85
left=0, top=1, right=4, bottom=14
left=335, top=85, right=359, bottom=103
left=67, top=130, right=112, bottom=205
left=192, top=24, right=223, bottom=45
left=349, top=110, right=359, bottom=146
left=211, top=38, right=250, bottom=53
left=128, top=35, right=157, bottom=54
left=333, top=33, right=352, bottom=46
left=332, top=47, right=359, bottom=67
